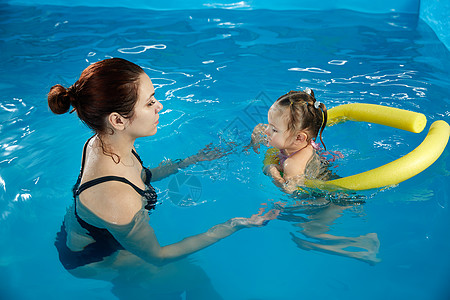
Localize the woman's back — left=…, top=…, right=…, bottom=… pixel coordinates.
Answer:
left=78, top=136, right=150, bottom=225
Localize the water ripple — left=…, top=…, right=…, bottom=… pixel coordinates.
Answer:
left=326, top=70, right=429, bottom=101
left=203, top=1, right=251, bottom=9
left=118, top=44, right=167, bottom=54
left=328, top=60, right=348, bottom=65
left=289, top=67, right=332, bottom=74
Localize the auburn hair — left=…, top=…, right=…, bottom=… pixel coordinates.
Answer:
left=48, top=58, right=145, bottom=134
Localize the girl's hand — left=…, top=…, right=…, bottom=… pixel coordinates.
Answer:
left=231, top=208, right=280, bottom=229
left=263, top=164, right=283, bottom=178
left=245, top=124, right=268, bottom=154
left=263, top=164, right=287, bottom=188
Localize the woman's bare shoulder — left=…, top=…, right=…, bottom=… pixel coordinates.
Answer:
left=79, top=182, right=143, bottom=226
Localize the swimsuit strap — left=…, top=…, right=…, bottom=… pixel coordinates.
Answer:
left=76, top=176, right=146, bottom=197
left=79, top=137, right=141, bottom=175
left=278, top=148, right=303, bottom=165
left=131, top=149, right=143, bottom=166
left=285, top=148, right=303, bottom=159
left=79, top=135, right=96, bottom=177
left=132, top=149, right=153, bottom=185
left=74, top=138, right=154, bottom=202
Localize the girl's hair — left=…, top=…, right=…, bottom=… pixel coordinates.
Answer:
left=47, top=58, right=145, bottom=134
left=275, top=89, right=328, bottom=150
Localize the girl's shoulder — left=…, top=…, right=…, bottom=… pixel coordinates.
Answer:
left=287, top=146, right=314, bottom=165
left=283, top=146, right=314, bottom=178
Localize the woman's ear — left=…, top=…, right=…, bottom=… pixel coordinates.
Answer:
left=107, top=112, right=128, bottom=131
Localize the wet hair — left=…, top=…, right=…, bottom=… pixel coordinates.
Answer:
left=47, top=58, right=145, bottom=163
left=274, top=89, right=328, bottom=150
left=47, top=57, right=145, bottom=134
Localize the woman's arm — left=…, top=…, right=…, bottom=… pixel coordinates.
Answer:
left=92, top=186, right=279, bottom=266
left=107, top=206, right=279, bottom=267
left=150, top=143, right=226, bottom=182
left=153, top=211, right=277, bottom=263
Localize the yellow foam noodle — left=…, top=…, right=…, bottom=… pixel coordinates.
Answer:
left=327, top=103, right=427, bottom=133
left=263, top=103, right=450, bottom=191
left=305, top=120, right=450, bottom=191
left=263, top=147, right=280, bottom=166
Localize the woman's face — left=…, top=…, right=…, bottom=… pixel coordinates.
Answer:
left=265, top=104, right=292, bottom=150
left=126, top=73, right=163, bottom=138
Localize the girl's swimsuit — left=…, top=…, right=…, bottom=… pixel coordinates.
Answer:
left=277, top=141, right=322, bottom=166
left=55, top=137, right=157, bottom=270
left=277, top=148, right=303, bottom=165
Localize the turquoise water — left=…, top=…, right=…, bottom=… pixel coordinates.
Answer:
left=1, top=4, right=450, bottom=299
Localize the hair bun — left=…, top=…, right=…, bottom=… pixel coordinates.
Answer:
left=47, top=84, right=73, bottom=114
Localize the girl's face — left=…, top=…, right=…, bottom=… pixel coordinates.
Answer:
left=126, top=73, right=163, bottom=138
left=265, top=104, right=293, bottom=150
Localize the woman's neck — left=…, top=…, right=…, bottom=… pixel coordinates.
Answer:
left=96, top=132, right=136, bottom=163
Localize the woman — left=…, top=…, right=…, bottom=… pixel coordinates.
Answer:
left=49, top=58, right=277, bottom=297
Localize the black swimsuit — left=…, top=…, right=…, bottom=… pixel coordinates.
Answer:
left=55, top=138, right=157, bottom=270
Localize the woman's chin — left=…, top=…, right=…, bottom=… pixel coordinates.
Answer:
left=147, top=127, right=158, bottom=137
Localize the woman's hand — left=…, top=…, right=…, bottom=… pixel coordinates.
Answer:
left=180, top=143, right=230, bottom=168
left=194, top=143, right=227, bottom=162
left=151, top=143, right=231, bottom=181
left=230, top=208, right=280, bottom=229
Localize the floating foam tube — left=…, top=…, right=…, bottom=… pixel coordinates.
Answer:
left=327, top=103, right=427, bottom=133
left=305, top=120, right=450, bottom=191
left=264, top=103, right=450, bottom=191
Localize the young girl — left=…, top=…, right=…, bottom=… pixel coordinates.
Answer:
left=249, top=90, right=381, bottom=265
left=250, top=89, right=328, bottom=193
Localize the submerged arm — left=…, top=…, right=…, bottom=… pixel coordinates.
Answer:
left=150, top=143, right=226, bottom=181
left=109, top=208, right=278, bottom=266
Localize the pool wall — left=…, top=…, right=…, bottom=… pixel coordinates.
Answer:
left=419, top=0, right=450, bottom=51
left=4, top=0, right=449, bottom=50
left=4, top=0, right=420, bottom=13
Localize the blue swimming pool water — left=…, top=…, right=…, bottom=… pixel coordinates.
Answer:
left=1, top=3, right=449, bottom=300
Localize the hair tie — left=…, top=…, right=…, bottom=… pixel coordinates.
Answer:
left=310, top=139, right=321, bottom=151
left=304, top=88, right=312, bottom=95
left=67, top=84, right=77, bottom=96
left=67, top=85, right=79, bottom=113
left=314, top=100, right=321, bottom=109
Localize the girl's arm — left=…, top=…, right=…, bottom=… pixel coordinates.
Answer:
left=263, top=163, right=286, bottom=188
left=263, top=162, right=305, bottom=194
left=280, top=155, right=310, bottom=193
